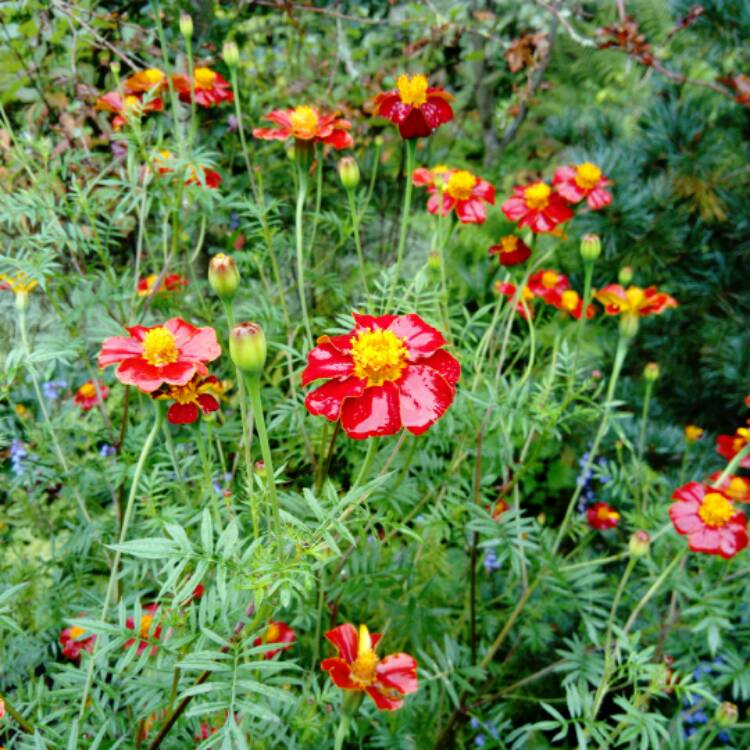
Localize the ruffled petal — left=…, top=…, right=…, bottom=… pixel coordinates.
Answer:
left=320, top=129, right=353, bottom=149
left=196, top=393, right=219, bottom=414
left=397, top=364, right=456, bottom=435
left=302, top=342, right=354, bottom=386
left=174, top=324, right=221, bottom=362
left=340, top=383, right=402, bottom=439
left=398, top=108, right=431, bottom=139
left=305, top=377, right=366, bottom=422
left=687, top=527, right=723, bottom=555
left=352, top=313, right=397, bottom=331
left=387, top=314, right=446, bottom=359
left=115, top=358, right=164, bottom=392
left=587, top=187, right=612, bottom=210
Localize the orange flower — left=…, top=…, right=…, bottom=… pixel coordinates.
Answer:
left=123, top=68, right=166, bottom=94
left=95, top=92, right=163, bottom=130
left=253, top=105, right=353, bottom=149
left=709, top=472, right=750, bottom=503
left=74, top=380, right=109, bottom=411
left=136, top=273, right=189, bottom=297
left=594, top=284, right=677, bottom=318
left=684, top=425, right=704, bottom=443
left=252, top=621, right=296, bottom=659
left=172, top=67, right=233, bottom=107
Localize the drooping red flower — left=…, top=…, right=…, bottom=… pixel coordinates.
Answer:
left=494, top=281, right=534, bottom=320
left=96, top=92, right=163, bottom=130
left=412, top=166, right=495, bottom=224
left=73, top=380, right=109, bottom=411
left=553, top=162, right=613, bottom=210
left=321, top=623, right=418, bottom=710
left=716, top=424, right=750, bottom=468
left=594, top=284, right=677, bottom=318
left=488, top=235, right=532, bottom=266
left=373, top=74, right=454, bottom=139
left=60, top=623, right=96, bottom=661
left=98, top=317, right=221, bottom=394
left=302, top=313, right=460, bottom=440
left=154, top=151, right=221, bottom=189
left=154, top=374, right=220, bottom=425
left=252, top=621, right=297, bottom=659
left=708, top=472, right=750, bottom=503
left=124, top=603, right=161, bottom=656
left=501, top=181, right=573, bottom=233
left=586, top=502, right=621, bottom=530
left=123, top=68, right=166, bottom=95
left=669, top=482, right=748, bottom=558
left=253, top=106, right=353, bottom=149
left=137, top=273, right=189, bottom=298
left=172, top=68, right=233, bottom=107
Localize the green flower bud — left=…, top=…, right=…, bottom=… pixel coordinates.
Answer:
left=230, top=322, right=267, bottom=376
left=222, top=40, right=239, bottom=68
left=338, top=156, right=360, bottom=190
left=714, top=702, right=738, bottom=728
left=643, top=362, right=660, bottom=382
left=619, top=313, right=639, bottom=339
left=179, top=13, right=193, bottom=39
left=628, top=530, right=651, bottom=557
left=618, top=266, right=633, bottom=285
left=208, top=253, right=240, bottom=301
left=110, top=61, right=121, bottom=76
left=427, top=251, right=441, bottom=270
left=580, top=233, right=601, bottom=262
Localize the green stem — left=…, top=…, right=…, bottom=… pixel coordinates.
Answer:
left=295, top=165, right=313, bottom=345
left=79, top=404, right=164, bottom=719
left=436, top=209, right=452, bottom=339
left=334, top=714, right=351, bottom=750
left=195, top=421, right=222, bottom=529
left=713, top=442, right=750, bottom=487
left=352, top=437, right=380, bottom=489
left=637, top=380, right=654, bottom=464
left=307, top=148, right=324, bottom=256
left=569, top=259, right=594, bottom=389
left=346, top=187, right=370, bottom=299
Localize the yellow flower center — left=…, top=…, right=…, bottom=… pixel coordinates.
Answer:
left=194, top=67, right=217, bottom=89
left=624, top=286, right=646, bottom=314
left=142, top=68, right=165, bottom=86
left=351, top=329, right=409, bottom=386
left=574, top=162, right=602, bottom=190
left=524, top=182, right=551, bottom=210
left=598, top=506, right=620, bottom=522
left=698, top=492, right=735, bottom=528
left=265, top=623, right=281, bottom=642
left=445, top=170, right=477, bottom=201
left=79, top=383, right=97, bottom=398
left=350, top=624, right=379, bottom=686
left=397, top=73, right=428, bottom=107
left=727, top=478, right=748, bottom=501
left=123, top=95, right=141, bottom=114
left=163, top=378, right=202, bottom=404
left=142, top=327, right=179, bottom=367
left=139, top=614, right=154, bottom=638
left=522, top=285, right=534, bottom=302
left=1, top=272, right=38, bottom=293
left=69, top=625, right=87, bottom=639
left=560, top=290, right=579, bottom=311
left=499, top=236, right=519, bottom=253
left=289, top=105, right=320, bottom=138
left=541, top=271, right=559, bottom=288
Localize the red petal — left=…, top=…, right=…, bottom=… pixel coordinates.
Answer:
left=252, top=127, right=291, bottom=141
left=366, top=685, right=404, bottom=710
left=324, top=624, right=358, bottom=663
left=669, top=500, right=703, bottom=534
left=672, top=482, right=706, bottom=505
left=168, top=402, right=200, bottom=424
left=376, top=653, right=418, bottom=695
left=340, top=383, right=402, bottom=439
left=397, top=364, right=456, bottom=435
left=373, top=92, right=407, bottom=121
left=418, top=349, right=461, bottom=386
left=173, top=323, right=221, bottom=362
left=501, top=196, right=530, bottom=222
left=305, top=377, right=366, bottom=422
left=587, top=188, right=612, bottom=210
left=398, top=108, right=431, bottom=139
left=320, top=129, right=353, bottom=149
left=412, top=167, right=435, bottom=187
left=472, top=179, right=495, bottom=203
left=688, top=527, right=723, bottom=555
left=352, top=313, right=397, bottom=331
left=98, top=335, right=143, bottom=368
left=158, top=361, right=198, bottom=386
left=196, top=393, right=219, bottom=414
left=301, top=342, right=354, bottom=386
left=387, top=314, right=446, bottom=359
left=115, top=358, right=165, bottom=392
left=420, top=96, right=454, bottom=129
left=321, top=657, right=360, bottom=689
left=455, top=197, right=487, bottom=224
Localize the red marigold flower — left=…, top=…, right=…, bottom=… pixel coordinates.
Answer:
left=123, top=68, right=166, bottom=95
left=137, top=273, right=189, bottom=298
left=373, top=74, right=454, bottom=139
left=556, top=289, right=596, bottom=320
left=253, top=106, right=353, bottom=149
left=528, top=269, right=570, bottom=303
left=586, top=502, right=621, bottom=530
left=172, top=67, right=233, bottom=107
left=669, top=482, right=748, bottom=558
left=60, top=623, right=96, bottom=661
left=708, top=472, right=750, bottom=503
left=302, top=313, right=460, bottom=439
left=124, top=603, right=161, bottom=656
left=488, top=235, right=532, bottom=266
left=154, top=373, right=220, bottom=424
left=494, top=281, right=534, bottom=319
left=98, top=317, right=221, bottom=394
left=412, top=166, right=495, bottom=224
left=96, top=92, right=163, bottom=131
left=553, top=162, right=613, bottom=210
left=252, top=620, right=296, bottom=659
left=321, top=623, right=418, bottom=710
left=73, top=379, right=109, bottom=411
left=716, top=424, right=750, bottom=468
left=594, top=284, right=677, bottom=318
left=501, top=181, right=573, bottom=233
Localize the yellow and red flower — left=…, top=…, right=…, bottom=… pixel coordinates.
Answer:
left=172, top=67, right=233, bottom=107
left=684, top=424, right=704, bottom=443
left=95, top=91, right=163, bottom=130
left=594, top=284, right=677, bottom=318
left=252, top=621, right=296, bottom=659
left=136, top=273, right=189, bottom=297
left=553, top=162, right=613, bottom=210
left=586, top=502, right=621, bottom=530
left=60, top=623, right=96, bottom=661
left=556, top=289, right=596, bottom=320
left=489, top=499, right=510, bottom=520
left=154, top=374, right=220, bottom=425
left=253, top=106, right=353, bottom=149
left=412, top=166, right=495, bottom=224
left=123, top=68, right=166, bottom=95
left=124, top=603, right=161, bottom=656
left=73, top=380, right=109, bottom=411
left=154, top=151, right=221, bottom=189
left=669, top=482, right=748, bottom=558
left=708, top=472, right=750, bottom=503
left=494, top=281, right=535, bottom=320
left=0, top=271, right=38, bottom=294
left=716, top=423, right=750, bottom=468
left=302, top=313, right=460, bottom=440
left=373, top=74, right=454, bottom=139
left=488, top=235, right=532, bottom=266
left=321, top=623, right=418, bottom=710
left=97, top=317, right=221, bottom=394
left=528, top=269, right=570, bottom=304
left=501, top=181, right=573, bottom=233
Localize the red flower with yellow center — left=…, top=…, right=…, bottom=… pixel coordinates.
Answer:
left=321, top=623, right=418, bottom=710
left=669, top=482, right=748, bottom=558
left=594, top=284, right=677, bottom=318
left=253, top=105, right=353, bottom=149
left=98, top=317, right=221, bottom=394
left=137, top=272, right=189, bottom=297
left=586, top=501, right=621, bottom=530
left=716, top=424, right=750, bottom=468
left=124, top=603, right=161, bottom=656
left=557, top=289, right=595, bottom=320
left=154, top=374, right=220, bottom=425
left=412, top=166, right=495, bottom=224
left=302, top=313, right=460, bottom=440
left=73, top=379, right=108, bottom=411
left=172, top=67, right=233, bottom=107
left=494, top=281, right=535, bottom=320
left=60, top=623, right=96, bottom=661
left=154, top=151, right=221, bottom=189
left=708, top=472, right=750, bottom=503
left=553, top=162, right=613, bottom=210
left=488, top=235, right=532, bottom=266
left=95, top=92, right=163, bottom=130
left=252, top=620, right=297, bottom=659
left=373, top=73, right=454, bottom=139
left=528, top=269, right=570, bottom=303
left=501, top=181, right=573, bottom=233
left=123, top=68, right=166, bottom=94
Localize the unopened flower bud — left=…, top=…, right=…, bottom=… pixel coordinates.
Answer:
left=618, top=266, right=633, bottom=285
left=629, top=530, right=651, bottom=557
left=229, top=322, right=267, bottom=376
left=208, top=253, right=240, bottom=301
left=643, top=362, right=660, bottom=382
left=619, top=313, right=639, bottom=339
left=110, top=61, right=121, bottom=76
left=427, top=251, right=441, bottom=270
left=222, top=40, right=239, bottom=68
left=254, top=460, right=266, bottom=478
left=714, top=701, right=738, bottom=728
left=179, top=13, right=193, bottom=38
left=580, top=233, right=601, bottom=262
left=15, top=290, right=31, bottom=312
left=338, top=156, right=360, bottom=190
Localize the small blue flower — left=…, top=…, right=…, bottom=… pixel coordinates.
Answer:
left=42, top=379, right=67, bottom=400
left=718, top=730, right=730, bottom=743
left=229, top=212, right=240, bottom=230
left=470, top=718, right=480, bottom=730
left=483, top=548, right=501, bottom=572
left=10, top=439, right=27, bottom=476
left=99, top=444, right=116, bottom=458
left=474, top=734, right=485, bottom=747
